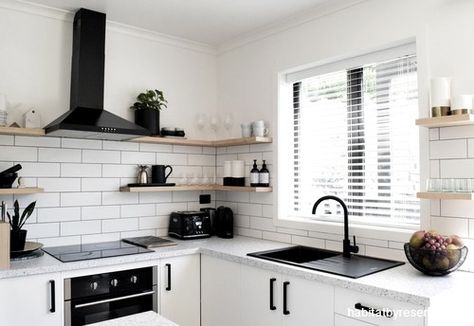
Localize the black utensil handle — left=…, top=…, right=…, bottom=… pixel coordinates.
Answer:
left=49, top=280, right=56, bottom=313
left=283, top=281, right=290, bottom=315
left=165, top=263, right=171, bottom=291
left=354, top=303, right=393, bottom=318
left=269, top=278, right=276, bottom=310
left=0, top=164, right=22, bottom=176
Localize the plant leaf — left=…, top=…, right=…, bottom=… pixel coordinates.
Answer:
left=19, top=201, right=36, bottom=230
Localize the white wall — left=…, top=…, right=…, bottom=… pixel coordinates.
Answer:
left=0, top=1, right=217, bottom=139
left=216, top=0, right=474, bottom=269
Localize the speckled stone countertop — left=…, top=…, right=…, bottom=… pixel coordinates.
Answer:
left=1, top=236, right=473, bottom=307
left=89, top=311, right=178, bottom=326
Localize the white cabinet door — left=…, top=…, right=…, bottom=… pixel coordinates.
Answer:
left=0, top=273, right=62, bottom=326
left=201, top=255, right=241, bottom=326
left=281, top=275, right=334, bottom=326
left=160, top=254, right=200, bottom=326
left=240, top=265, right=281, bottom=326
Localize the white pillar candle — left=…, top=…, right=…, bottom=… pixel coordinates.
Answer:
left=231, top=160, right=245, bottom=178
left=451, top=95, right=473, bottom=110
left=223, top=161, right=232, bottom=177
left=0, top=94, right=6, bottom=112
left=430, top=77, right=451, bottom=107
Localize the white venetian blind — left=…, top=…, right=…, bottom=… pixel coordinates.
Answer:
left=291, top=50, right=419, bottom=227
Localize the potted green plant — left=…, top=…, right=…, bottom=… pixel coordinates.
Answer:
left=7, top=200, right=36, bottom=251
left=130, top=89, right=167, bottom=136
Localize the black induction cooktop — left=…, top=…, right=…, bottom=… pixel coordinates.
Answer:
left=43, top=241, right=153, bottom=263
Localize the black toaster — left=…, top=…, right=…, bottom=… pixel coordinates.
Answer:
left=168, top=211, right=211, bottom=239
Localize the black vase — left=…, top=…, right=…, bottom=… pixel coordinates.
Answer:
left=135, top=109, right=160, bottom=136
left=10, top=229, right=27, bottom=251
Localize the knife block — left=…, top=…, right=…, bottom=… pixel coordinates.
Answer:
left=0, top=222, right=10, bottom=269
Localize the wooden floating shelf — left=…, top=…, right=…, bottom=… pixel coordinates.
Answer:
left=0, top=187, right=44, bottom=195
left=120, top=185, right=273, bottom=193
left=0, top=127, right=45, bottom=137
left=417, top=192, right=474, bottom=200
left=416, top=114, right=474, bottom=128
left=131, top=136, right=272, bottom=147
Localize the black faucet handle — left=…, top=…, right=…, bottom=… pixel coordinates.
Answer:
left=352, top=235, right=359, bottom=253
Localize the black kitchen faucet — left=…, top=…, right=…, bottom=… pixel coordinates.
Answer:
left=312, top=195, right=359, bottom=258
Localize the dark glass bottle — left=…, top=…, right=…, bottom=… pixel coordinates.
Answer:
left=250, top=160, right=260, bottom=187
left=258, top=160, right=270, bottom=187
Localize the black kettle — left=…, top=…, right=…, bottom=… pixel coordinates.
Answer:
left=215, top=206, right=234, bottom=239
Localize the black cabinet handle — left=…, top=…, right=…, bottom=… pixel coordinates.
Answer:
left=269, top=278, right=276, bottom=310
left=49, top=280, right=56, bottom=313
left=354, top=303, right=393, bottom=318
left=165, top=263, right=171, bottom=291
left=283, top=281, right=290, bottom=315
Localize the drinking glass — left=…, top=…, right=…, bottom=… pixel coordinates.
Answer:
left=426, top=179, right=441, bottom=192
left=442, top=179, right=455, bottom=192
left=455, top=179, right=472, bottom=193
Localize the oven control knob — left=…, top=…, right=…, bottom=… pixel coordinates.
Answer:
left=110, top=279, right=119, bottom=287
left=90, top=281, right=99, bottom=291
left=130, top=275, right=138, bottom=284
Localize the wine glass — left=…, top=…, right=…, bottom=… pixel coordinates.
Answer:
left=196, top=113, right=206, bottom=130
left=210, top=113, right=220, bottom=132
left=223, top=113, right=233, bottom=132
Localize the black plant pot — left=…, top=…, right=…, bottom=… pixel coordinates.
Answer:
left=10, top=229, right=27, bottom=251
left=135, top=109, right=160, bottom=136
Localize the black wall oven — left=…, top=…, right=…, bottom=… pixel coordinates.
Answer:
left=64, top=266, right=157, bottom=326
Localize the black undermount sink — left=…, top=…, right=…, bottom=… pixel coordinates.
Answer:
left=247, top=246, right=405, bottom=279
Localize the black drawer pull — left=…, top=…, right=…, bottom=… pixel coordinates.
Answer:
left=354, top=302, right=393, bottom=318
left=165, top=263, right=171, bottom=291
left=269, top=278, right=276, bottom=310
left=283, top=281, right=290, bottom=315
left=49, top=280, right=56, bottom=313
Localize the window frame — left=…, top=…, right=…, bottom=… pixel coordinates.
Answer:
left=274, top=38, right=430, bottom=240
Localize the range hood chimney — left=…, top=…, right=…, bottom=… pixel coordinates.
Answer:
left=45, top=8, right=151, bottom=140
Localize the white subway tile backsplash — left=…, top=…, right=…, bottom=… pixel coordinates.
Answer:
left=440, top=159, right=474, bottom=178
left=82, top=178, right=120, bottom=191
left=431, top=216, right=469, bottom=237
left=37, top=207, right=81, bottom=222
left=440, top=125, right=474, bottom=139
left=40, top=236, right=81, bottom=247
left=250, top=216, right=276, bottom=231
left=25, top=223, right=60, bottom=238
left=83, top=150, right=120, bottom=164
left=173, top=145, right=202, bottom=154
left=39, top=148, right=81, bottom=162
left=430, top=139, right=467, bottom=159
left=0, top=135, right=14, bottom=145
left=156, top=202, right=187, bottom=215
left=61, top=220, right=101, bottom=236
left=121, top=204, right=155, bottom=218
left=365, top=246, right=405, bottom=261
left=121, top=229, right=156, bottom=238
left=62, top=138, right=102, bottom=150
left=82, top=206, right=121, bottom=220
left=103, top=192, right=138, bottom=205
left=139, top=216, right=168, bottom=229
left=202, top=147, right=216, bottom=155
left=440, top=200, right=474, bottom=218
left=102, top=164, right=137, bottom=178
left=156, top=153, right=187, bottom=165
left=429, top=128, right=439, bottom=141
left=103, top=140, right=139, bottom=151
left=38, top=178, right=81, bottom=192
left=0, top=146, right=37, bottom=161
left=82, top=233, right=120, bottom=244
left=262, top=231, right=291, bottom=243
left=140, top=143, right=172, bottom=153
left=16, top=136, right=60, bottom=148
left=61, top=192, right=101, bottom=207
left=429, top=160, right=440, bottom=178
left=20, top=162, right=60, bottom=177
left=121, top=151, right=155, bottom=164
left=19, top=193, right=60, bottom=208
left=234, top=214, right=250, bottom=228
left=61, top=163, right=102, bottom=177
left=188, top=154, right=215, bottom=166
left=139, top=192, right=172, bottom=204
left=172, top=190, right=201, bottom=202
left=235, top=227, right=262, bottom=238
left=291, top=235, right=325, bottom=248
left=238, top=203, right=262, bottom=216
left=102, top=218, right=138, bottom=232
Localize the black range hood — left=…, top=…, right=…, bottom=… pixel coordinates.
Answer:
left=45, top=8, right=151, bottom=140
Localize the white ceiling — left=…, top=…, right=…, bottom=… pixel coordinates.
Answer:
left=23, top=0, right=332, bottom=45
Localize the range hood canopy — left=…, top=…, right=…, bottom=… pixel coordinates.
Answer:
left=45, top=8, right=151, bottom=141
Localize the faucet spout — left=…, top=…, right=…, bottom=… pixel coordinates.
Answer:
left=312, top=195, right=359, bottom=258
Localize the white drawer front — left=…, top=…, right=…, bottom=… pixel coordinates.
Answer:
left=335, top=288, right=425, bottom=326
left=335, top=314, right=374, bottom=326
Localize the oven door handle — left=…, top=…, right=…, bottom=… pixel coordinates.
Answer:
left=74, top=290, right=155, bottom=309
